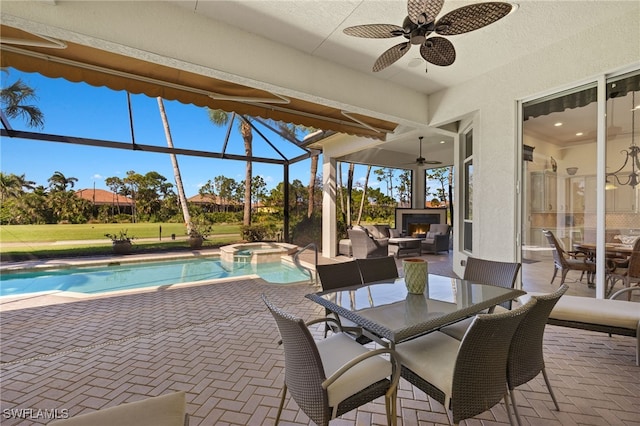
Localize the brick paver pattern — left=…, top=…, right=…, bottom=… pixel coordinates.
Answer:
left=1, top=277, right=639, bottom=425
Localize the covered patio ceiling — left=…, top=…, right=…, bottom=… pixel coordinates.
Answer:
left=1, top=1, right=638, bottom=170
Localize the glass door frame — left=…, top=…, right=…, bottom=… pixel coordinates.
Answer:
left=517, top=66, right=639, bottom=298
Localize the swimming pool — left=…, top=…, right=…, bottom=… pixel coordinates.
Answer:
left=0, top=257, right=311, bottom=297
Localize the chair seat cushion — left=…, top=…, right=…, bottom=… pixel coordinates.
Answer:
left=317, top=333, right=392, bottom=407
left=441, top=307, right=509, bottom=340
left=520, top=293, right=640, bottom=330
left=396, top=331, right=461, bottom=398
left=50, top=392, right=186, bottom=426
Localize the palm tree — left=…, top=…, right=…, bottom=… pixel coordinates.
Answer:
left=157, top=97, right=192, bottom=232
left=47, top=171, right=78, bottom=192
left=1, top=75, right=45, bottom=129
left=208, top=110, right=253, bottom=226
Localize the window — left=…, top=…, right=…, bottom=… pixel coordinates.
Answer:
left=462, top=129, right=473, bottom=253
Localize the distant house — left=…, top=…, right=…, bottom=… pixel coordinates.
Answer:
left=187, top=194, right=242, bottom=212
left=76, top=188, right=134, bottom=216
left=76, top=188, right=134, bottom=207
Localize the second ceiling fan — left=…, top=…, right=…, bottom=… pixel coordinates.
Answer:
left=410, top=136, right=442, bottom=166
left=343, top=0, right=516, bottom=72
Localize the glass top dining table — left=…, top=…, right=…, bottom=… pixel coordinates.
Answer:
left=306, top=274, right=526, bottom=347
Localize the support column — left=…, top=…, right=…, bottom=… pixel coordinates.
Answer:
left=412, top=168, right=426, bottom=209
left=322, top=154, right=337, bottom=258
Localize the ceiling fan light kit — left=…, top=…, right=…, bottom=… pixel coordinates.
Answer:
left=344, top=0, right=516, bottom=72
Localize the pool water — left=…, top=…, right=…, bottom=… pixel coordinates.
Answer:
left=0, top=258, right=311, bottom=297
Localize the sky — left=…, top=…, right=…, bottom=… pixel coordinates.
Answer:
left=0, top=69, right=330, bottom=197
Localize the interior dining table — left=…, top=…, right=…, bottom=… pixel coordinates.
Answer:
left=306, top=275, right=525, bottom=348
left=573, top=242, right=634, bottom=258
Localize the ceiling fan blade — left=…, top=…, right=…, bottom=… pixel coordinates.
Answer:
left=407, top=0, right=444, bottom=25
left=420, top=37, right=456, bottom=66
left=435, top=2, right=514, bottom=36
left=343, top=24, right=405, bottom=38
left=373, top=42, right=411, bottom=72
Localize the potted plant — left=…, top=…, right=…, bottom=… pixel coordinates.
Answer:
left=187, top=220, right=212, bottom=250
left=105, top=229, right=134, bottom=254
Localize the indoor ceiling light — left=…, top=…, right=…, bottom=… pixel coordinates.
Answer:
left=554, top=122, right=563, bottom=127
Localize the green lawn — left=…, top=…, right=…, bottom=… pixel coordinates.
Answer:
left=0, top=223, right=242, bottom=242
left=0, top=223, right=244, bottom=261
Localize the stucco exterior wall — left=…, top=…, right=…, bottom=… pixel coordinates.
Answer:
left=427, top=9, right=640, bottom=275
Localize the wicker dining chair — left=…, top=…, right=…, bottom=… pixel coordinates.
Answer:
left=440, top=257, right=521, bottom=340
left=396, top=299, right=536, bottom=426
left=262, top=295, right=400, bottom=426
left=315, top=261, right=367, bottom=341
left=507, top=285, right=567, bottom=425
left=356, top=256, right=399, bottom=283
left=543, top=229, right=595, bottom=286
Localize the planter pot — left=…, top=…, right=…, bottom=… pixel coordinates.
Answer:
left=112, top=241, right=132, bottom=254
left=403, top=258, right=428, bottom=294
left=189, top=236, right=204, bottom=250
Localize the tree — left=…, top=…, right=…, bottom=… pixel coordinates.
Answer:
left=251, top=175, right=267, bottom=207
left=47, top=171, right=78, bottom=192
left=0, top=74, right=45, bottom=129
left=356, top=165, right=371, bottom=225
left=157, top=97, right=192, bottom=231
left=0, top=172, right=34, bottom=202
left=374, top=167, right=395, bottom=199
left=397, top=170, right=412, bottom=206
left=208, top=110, right=253, bottom=225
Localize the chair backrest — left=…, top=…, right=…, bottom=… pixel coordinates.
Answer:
left=451, top=299, right=535, bottom=424
left=429, top=224, right=450, bottom=235
left=463, top=257, right=521, bottom=309
left=316, top=261, right=363, bottom=291
left=356, top=256, right=399, bottom=283
left=543, top=229, right=568, bottom=268
left=628, top=237, right=640, bottom=279
left=507, top=285, right=567, bottom=389
left=347, top=228, right=381, bottom=258
left=262, top=295, right=331, bottom=425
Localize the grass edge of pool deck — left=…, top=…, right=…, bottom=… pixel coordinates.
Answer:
left=0, top=248, right=318, bottom=311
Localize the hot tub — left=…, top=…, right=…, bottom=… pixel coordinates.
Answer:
left=220, top=242, right=298, bottom=264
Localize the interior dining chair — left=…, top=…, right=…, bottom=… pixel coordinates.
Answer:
left=396, top=299, right=536, bottom=426
left=315, top=261, right=367, bottom=341
left=262, top=294, right=400, bottom=426
left=356, top=256, right=399, bottom=283
left=543, top=229, right=595, bottom=286
left=507, top=285, right=568, bottom=426
left=440, top=256, right=521, bottom=340
left=606, top=237, right=640, bottom=298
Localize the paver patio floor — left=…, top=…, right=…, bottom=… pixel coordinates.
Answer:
left=1, top=254, right=639, bottom=425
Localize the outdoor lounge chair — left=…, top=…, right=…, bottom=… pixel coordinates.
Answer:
left=420, top=224, right=450, bottom=254
left=347, top=228, right=389, bottom=259
left=396, top=299, right=536, bottom=425
left=50, top=392, right=188, bottom=426
left=262, top=294, right=400, bottom=426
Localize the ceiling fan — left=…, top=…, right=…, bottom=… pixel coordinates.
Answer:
left=343, top=0, right=516, bottom=72
left=408, top=136, right=442, bottom=166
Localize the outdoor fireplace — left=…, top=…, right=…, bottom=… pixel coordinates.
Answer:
left=396, top=208, right=445, bottom=236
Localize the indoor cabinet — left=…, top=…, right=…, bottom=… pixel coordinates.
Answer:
left=531, top=171, right=557, bottom=212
